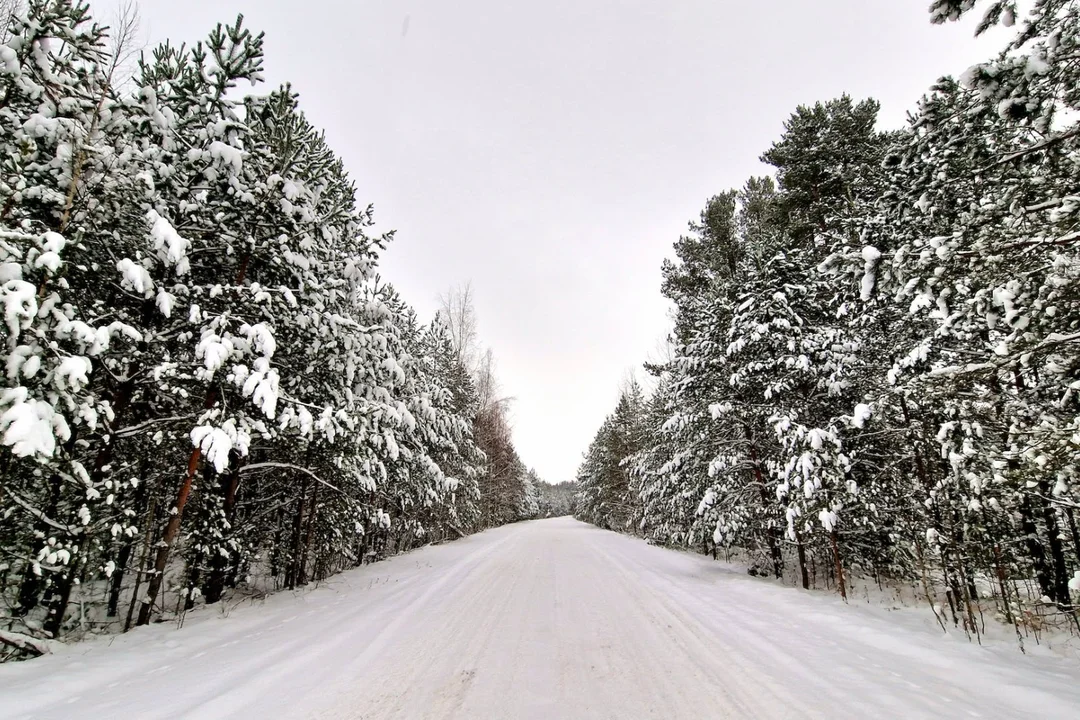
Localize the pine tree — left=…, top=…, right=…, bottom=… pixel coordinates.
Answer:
left=581, top=0, right=1080, bottom=629
left=575, top=383, right=646, bottom=531
left=0, top=2, right=535, bottom=654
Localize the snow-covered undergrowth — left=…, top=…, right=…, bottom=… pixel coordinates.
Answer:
left=674, top=540, right=1080, bottom=660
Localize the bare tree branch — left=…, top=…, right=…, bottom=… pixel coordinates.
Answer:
left=0, top=0, right=21, bottom=45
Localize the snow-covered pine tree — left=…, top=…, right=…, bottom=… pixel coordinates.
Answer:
left=575, top=382, right=646, bottom=531
left=0, top=0, right=144, bottom=638
left=0, top=2, right=532, bottom=654
left=582, top=1, right=1080, bottom=628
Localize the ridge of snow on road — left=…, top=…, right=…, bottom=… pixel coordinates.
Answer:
left=1, top=518, right=1079, bottom=719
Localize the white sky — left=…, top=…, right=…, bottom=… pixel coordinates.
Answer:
left=134, top=0, right=1004, bottom=482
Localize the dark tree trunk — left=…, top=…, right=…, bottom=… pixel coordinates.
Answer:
left=298, top=478, right=320, bottom=586
left=830, top=530, right=846, bottom=601
left=107, top=539, right=135, bottom=618
left=1038, top=486, right=1071, bottom=607
left=795, top=528, right=810, bottom=590
left=16, top=563, right=45, bottom=617
left=956, top=514, right=979, bottom=601
left=1066, top=507, right=1080, bottom=567
left=204, top=463, right=243, bottom=605
left=108, top=474, right=148, bottom=617
left=284, top=475, right=309, bottom=589
left=184, top=548, right=203, bottom=612
left=15, top=474, right=64, bottom=616
left=269, top=505, right=285, bottom=579
left=992, top=544, right=1014, bottom=625
left=966, top=569, right=979, bottom=601
left=1020, top=494, right=1056, bottom=602
left=43, top=570, right=75, bottom=637
left=125, top=497, right=157, bottom=632
left=747, top=431, right=783, bottom=579
left=137, top=389, right=217, bottom=626
left=137, top=447, right=202, bottom=626
left=43, top=537, right=88, bottom=637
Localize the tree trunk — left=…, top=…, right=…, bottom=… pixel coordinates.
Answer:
left=107, top=472, right=148, bottom=617
left=747, top=431, right=783, bottom=579
left=943, top=563, right=961, bottom=627
left=992, top=544, right=1014, bottom=625
left=184, top=548, right=203, bottom=612
left=136, top=447, right=202, bottom=626
left=106, top=539, right=135, bottom=618
left=1020, top=493, right=1055, bottom=602
left=269, top=505, right=285, bottom=580
left=43, top=536, right=88, bottom=637
left=125, top=497, right=157, bottom=632
left=966, top=567, right=979, bottom=601
left=1038, top=485, right=1071, bottom=607
left=1065, top=507, right=1080, bottom=567
left=136, top=387, right=217, bottom=626
left=915, top=539, right=947, bottom=632
left=955, top=554, right=980, bottom=638
left=15, top=474, right=64, bottom=616
left=829, top=530, right=846, bottom=601
left=284, top=475, right=309, bottom=589
left=794, top=527, right=810, bottom=590
left=204, top=463, right=243, bottom=605
left=298, top=477, right=320, bottom=586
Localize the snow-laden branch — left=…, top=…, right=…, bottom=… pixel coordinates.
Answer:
left=239, top=462, right=347, bottom=497
left=5, top=490, right=83, bottom=536
left=0, top=630, right=52, bottom=657
left=985, top=127, right=1080, bottom=170
left=0, top=230, right=38, bottom=242
left=112, top=414, right=198, bottom=438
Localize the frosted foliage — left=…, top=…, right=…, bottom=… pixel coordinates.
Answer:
left=859, top=246, right=880, bottom=300
left=818, top=509, right=838, bottom=533
left=852, top=403, right=872, bottom=428
left=584, top=5, right=1080, bottom=626
left=1, top=392, right=59, bottom=458
left=116, top=259, right=154, bottom=296
left=0, top=1, right=496, bottom=646
left=147, top=210, right=191, bottom=273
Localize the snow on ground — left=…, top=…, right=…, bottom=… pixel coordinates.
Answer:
left=1, top=517, right=1079, bottom=719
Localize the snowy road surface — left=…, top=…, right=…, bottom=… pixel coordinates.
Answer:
left=2, top=518, right=1079, bottom=719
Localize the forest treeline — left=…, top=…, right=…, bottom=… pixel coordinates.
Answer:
left=0, top=0, right=557, bottom=659
left=577, top=0, right=1080, bottom=640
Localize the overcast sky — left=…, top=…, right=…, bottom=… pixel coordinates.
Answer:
left=136, top=0, right=1002, bottom=482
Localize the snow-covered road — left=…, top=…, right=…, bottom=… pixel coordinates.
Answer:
left=2, top=517, right=1079, bottom=719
